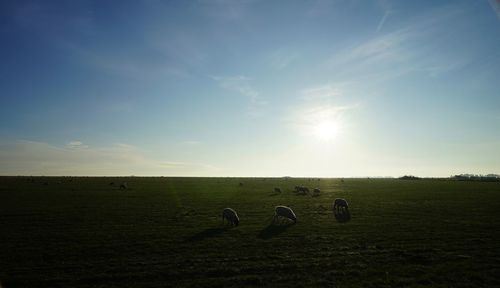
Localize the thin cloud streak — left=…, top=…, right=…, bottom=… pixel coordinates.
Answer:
left=301, top=85, right=342, bottom=101
left=268, top=48, right=300, bottom=70
left=66, top=140, right=88, bottom=149
left=212, top=75, right=267, bottom=117
left=0, top=140, right=218, bottom=176
left=376, top=10, right=391, bottom=33
left=326, top=3, right=469, bottom=82
left=489, top=0, right=500, bottom=20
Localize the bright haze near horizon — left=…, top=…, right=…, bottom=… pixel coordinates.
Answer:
left=0, top=0, right=499, bottom=177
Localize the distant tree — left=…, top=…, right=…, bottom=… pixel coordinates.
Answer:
left=399, top=175, right=421, bottom=180
left=451, top=174, right=500, bottom=182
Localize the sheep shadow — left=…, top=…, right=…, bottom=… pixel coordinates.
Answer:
left=258, top=221, right=295, bottom=240
left=334, top=209, right=351, bottom=223
left=294, top=192, right=309, bottom=197
left=187, top=227, right=228, bottom=242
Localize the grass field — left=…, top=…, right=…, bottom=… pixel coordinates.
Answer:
left=1, top=177, right=499, bottom=287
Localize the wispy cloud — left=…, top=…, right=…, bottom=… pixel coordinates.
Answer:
left=213, top=75, right=259, bottom=99
left=328, top=29, right=409, bottom=72
left=267, top=48, right=300, bottom=70
left=376, top=10, right=392, bottom=33
left=66, top=140, right=89, bottom=149
left=300, top=85, right=359, bottom=116
left=327, top=3, right=469, bottom=81
left=375, top=0, right=392, bottom=33
left=299, top=82, right=361, bottom=109
left=212, top=75, right=267, bottom=117
left=286, top=83, right=359, bottom=140
left=301, top=85, right=342, bottom=101
left=0, top=140, right=218, bottom=176
left=296, top=105, right=351, bottom=133
left=489, top=0, right=500, bottom=20
left=423, top=61, right=467, bottom=78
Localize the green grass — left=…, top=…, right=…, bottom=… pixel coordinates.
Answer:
left=1, top=177, right=499, bottom=287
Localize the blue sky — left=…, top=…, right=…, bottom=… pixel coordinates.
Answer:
left=1, top=0, right=499, bottom=177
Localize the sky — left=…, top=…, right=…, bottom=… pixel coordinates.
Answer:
left=0, top=0, right=499, bottom=177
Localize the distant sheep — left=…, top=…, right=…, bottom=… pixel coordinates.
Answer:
left=239, top=182, right=244, bottom=186
left=294, top=186, right=309, bottom=195
left=313, top=188, right=320, bottom=196
left=333, top=198, right=349, bottom=212
left=222, top=208, right=239, bottom=226
left=119, top=182, right=128, bottom=189
left=274, top=187, right=282, bottom=193
left=274, top=205, right=297, bottom=223
left=300, top=186, right=309, bottom=195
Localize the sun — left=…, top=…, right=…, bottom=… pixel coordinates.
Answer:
left=312, top=120, right=340, bottom=141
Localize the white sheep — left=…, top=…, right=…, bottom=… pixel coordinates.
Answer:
left=274, top=205, right=297, bottom=223
left=222, top=208, right=240, bottom=226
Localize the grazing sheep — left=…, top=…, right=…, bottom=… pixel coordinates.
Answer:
left=239, top=182, right=244, bottom=186
left=333, top=198, right=349, bottom=212
left=295, top=186, right=309, bottom=195
left=274, top=205, right=297, bottom=223
left=274, top=187, right=282, bottom=193
left=119, top=182, right=128, bottom=189
left=313, top=188, right=321, bottom=196
left=222, top=208, right=239, bottom=226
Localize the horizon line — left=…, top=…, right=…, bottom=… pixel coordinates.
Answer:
left=2, top=174, right=497, bottom=178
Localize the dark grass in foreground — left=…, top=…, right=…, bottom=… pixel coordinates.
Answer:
left=1, top=177, right=499, bottom=287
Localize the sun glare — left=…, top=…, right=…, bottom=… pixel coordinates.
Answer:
left=312, top=120, right=340, bottom=141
